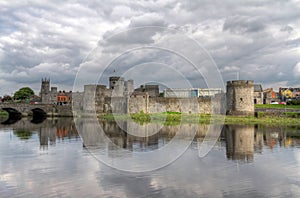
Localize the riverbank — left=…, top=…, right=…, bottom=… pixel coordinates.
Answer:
left=255, top=104, right=300, bottom=109
left=100, top=112, right=300, bottom=126
left=1, top=108, right=299, bottom=126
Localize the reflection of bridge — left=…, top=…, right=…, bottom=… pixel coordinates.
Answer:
left=0, top=103, right=73, bottom=118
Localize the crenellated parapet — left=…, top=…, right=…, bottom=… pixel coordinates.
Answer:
left=226, top=80, right=254, bottom=116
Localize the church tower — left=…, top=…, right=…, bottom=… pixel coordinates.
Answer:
left=40, top=78, right=50, bottom=103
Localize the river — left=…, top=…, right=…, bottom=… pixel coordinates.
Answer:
left=0, top=117, right=300, bottom=197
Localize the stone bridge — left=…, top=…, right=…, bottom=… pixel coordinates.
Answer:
left=0, top=103, right=73, bottom=118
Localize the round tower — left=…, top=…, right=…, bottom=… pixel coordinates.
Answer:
left=226, top=80, right=254, bottom=116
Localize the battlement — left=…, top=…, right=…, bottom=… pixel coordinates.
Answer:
left=41, top=78, right=50, bottom=83
left=226, top=80, right=254, bottom=116
left=109, top=76, right=124, bottom=81
left=227, top=80, right=254, bottom=87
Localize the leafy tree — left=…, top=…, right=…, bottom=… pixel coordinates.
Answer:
left=13, top=87, right=35, bottom=100
left=1, top=95, right=12, bottom=102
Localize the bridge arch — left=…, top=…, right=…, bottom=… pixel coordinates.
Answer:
left=31, top=108, right=47, bottom=119
left=1, top=107, right=22, bottom=124
left=2, top=107, right=22, bottom=118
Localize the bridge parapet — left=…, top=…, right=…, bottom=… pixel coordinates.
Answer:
left=0, top=103, right=73, bottom=117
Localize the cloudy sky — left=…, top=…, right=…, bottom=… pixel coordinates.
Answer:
left=0, top=0, right=300, bottom=96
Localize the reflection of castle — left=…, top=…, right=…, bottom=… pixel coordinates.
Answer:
left=78, top=120, right=212, bottom=153
left=38, top=120, right=79, bottom=149
left=223, top=125, right=254, bottom=163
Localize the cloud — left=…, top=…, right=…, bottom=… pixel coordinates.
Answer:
left=294, top=62, right=300, bottom=77
left=0, top=0, right=300, bottom=95
left=223, top=16, right=267, bottom=34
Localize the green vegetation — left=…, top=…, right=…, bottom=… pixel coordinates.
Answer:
left=287, top=100, right=300, bottom=105
left=0, top=110, right=8, bottom=117
left=283, top=112, right=300, bottom=118
left=1, top=95, right=12, bottom=102
left=286, top=131, right=300, bottom=138
left=13, top=129, right=32, bottom=140
left=130, top=111, right=151, bottom=124
left=100, top=112, right=300, bottom=126
left=13, top=87, right=34, bottom=100
left=255, top=104, right=300, bottom=109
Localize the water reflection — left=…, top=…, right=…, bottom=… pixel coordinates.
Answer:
left=38, top=119, right=79, bottom=149
left=223, top=125, right=254, bottom=163
left=13, top=129, right=32, bottom=140
left=1, top=116, right=21, bottom=125
left=1, top=118, right=300, bottom=159
left=0, top=118, right=300, bottom=197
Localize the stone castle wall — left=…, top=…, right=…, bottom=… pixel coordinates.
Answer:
left=226, top=80, right=254, bottom=116
left=124, top=95, right=224, bottom=114
left=78, top=80, right=252, bottom=116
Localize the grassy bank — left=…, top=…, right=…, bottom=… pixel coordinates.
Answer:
left=255, top=104, right=300, bottom=109
left=100, top=112, right=300, bottom=126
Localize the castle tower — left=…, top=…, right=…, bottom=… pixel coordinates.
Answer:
left=50, top=87, right=58, bottom=103
left=40, top=78, right=50, bottom=103
left=226, top=80, right=254, bottom=116
left=109, top=76, right=125, bottom=97
left=109, top=76, right=121, bottom=90
left=83, top=85, right=97, bottom=113
left=124, top=79, right=134, bottom=96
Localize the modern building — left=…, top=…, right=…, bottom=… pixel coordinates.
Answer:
left=163, top=88, right=223, bottom=98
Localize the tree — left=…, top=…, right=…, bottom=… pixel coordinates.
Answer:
left=13, top=87, right=35, bottom=100
left=1, top=95, right=12, bottom=102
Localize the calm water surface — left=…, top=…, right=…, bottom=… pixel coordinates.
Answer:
left=0, top=117, right=300, bottom=198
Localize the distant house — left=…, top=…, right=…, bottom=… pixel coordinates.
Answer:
left=294, top=92, right=300, bottom=99
left=253, top=84, right=263, bottom=104
left=29, top=95, right=41, bottom=104
left=293, top=89, right=300, bottom=99
left=279, top=88, right=294, bottom=101
left=263, top=88, right=280, bottom=104
left=57, top=90, right=72, bottom=105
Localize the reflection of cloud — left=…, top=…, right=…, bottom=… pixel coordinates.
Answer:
left=295, top=150, right=300, bottom=178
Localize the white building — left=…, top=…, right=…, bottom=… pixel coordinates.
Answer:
left=163, top=88, right=223, bottom=98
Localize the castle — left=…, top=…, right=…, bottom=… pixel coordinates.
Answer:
left=226, top=80, right=254, bottom=116
left=40, top=77, right=255, bottom=116
left=40, top=78, right=73, bottom=105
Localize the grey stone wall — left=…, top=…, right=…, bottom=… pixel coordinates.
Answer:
left=40, top=79, right=50, bottom=103
left=226, top=80, right=254, bottom=116
left=127, top=96, right=224, bottom=114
